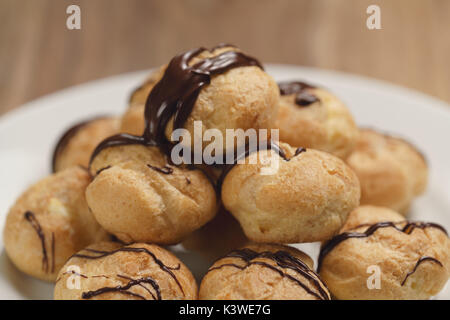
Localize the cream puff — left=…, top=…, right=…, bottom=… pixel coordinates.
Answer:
left=199, top=243, right=331, bottom=300
left=54, top=242, right=197, bottom=300
left=318, top=205, right=449, bottom=300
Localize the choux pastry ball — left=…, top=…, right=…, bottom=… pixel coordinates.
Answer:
left=346, top=128, right=428, bottom=214
left=318, top=205, right=449, bottom=300
left=221, top=142, right=360, bottom=243
left=52, top=117, right=120, bottom=172
left=54, top=242, right=197, bottom=300
left=87, top=141, right=218, bottom=244
left=275, top=81, right=358, bottom=159
left=199, top=243, right=331, bottom=300
left=3, top=166, right=109, bottom=281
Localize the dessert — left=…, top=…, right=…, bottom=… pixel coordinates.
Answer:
left=2, top=43, right=446, bottom=301
left=346, top=129, right=428, bottom=214
left=52, top=116, right=120, bottom=172
left=54, top=242, right=197, bottom=300
left=275, top=81, right=358, bottom=159
left=3, top=167, right=108, bottom=281
left=87, top=143, right=218, bottom=244
left=199, top=243, right=331, bottom=300
left=221, top=142, right=361, bottom=243
left=120, top=44, right=279, bottom=154
left=318, top=205, right=449, bottom=299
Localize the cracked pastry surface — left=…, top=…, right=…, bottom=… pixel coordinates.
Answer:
left=87, top=144, right=218, bottom=244
left=346, top=129, right=428, bottom=214
left=221, top=142, right=360, bottom=243
left=275, top=81, right=358, bottom=159
left=52, top=117, right=120, bottom=172
left=318, top=205, right=450, bottom=300
left=54, top=242, right=197, bottom=300
left=3, top=167, right=109, bottom=281
left=199, top=243, right=331, bottom=300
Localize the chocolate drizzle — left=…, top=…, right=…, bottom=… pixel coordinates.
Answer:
left=207, top=248, right=330, bottom=300
left=82, top=275, right=161, bottom=300
left=72, top=247, right=183, bottom=295
left=24, top=211, right=54, bottom=273
left=95, top=165, right=112, bottom=176
left=89, top=133, right=151, bottom=164
left=217, top=142, right=307, bottom=190
left=401, top=256, right=443, bottom=286
left=89, top=45, right=263, bottom=165
left=147, top=164, right=174, bottom=174
left=318, top=221, right=448, bottom=272
left=278, top=81, right=319, bottom=107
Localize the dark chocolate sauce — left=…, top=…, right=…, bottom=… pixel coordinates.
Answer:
left=24, top=211, right=52, bottom=273
left=89, top=45, right=263, bottom=165
left=117, top=274, right=160, bottom=300
left=318, top=221, right=448, bottom=271
left=278, top=81, right=319, bottom=107
left=144, top=47, right=262, bottom=152
left=95, top=165, right=112, bottom=176
left=89, top=133, right=151, bottom=164
left=72, top=247, right=183, bottom=295
left=147, top=164, right=174, bottom=174
left=207, top=248, right=330, bottom=300
left=294, top=147, right=307, bottom=157
left=82, top=275, right=161, bottom=300
left=52, top=116, right=108, bottom=172
left=401, top=256, right=443, bottom=286
left=61, top=270, right=88, bottom=279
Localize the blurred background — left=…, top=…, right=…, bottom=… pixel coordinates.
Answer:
left=0, top=0, right=449, bottom=115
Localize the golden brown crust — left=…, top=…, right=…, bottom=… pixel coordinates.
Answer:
left=276, top=87, right=358, bottom=159
left=221, top=143, right=360, bottom=243
left=128, top=66, right=166, bottom=107
left=54, top=242, right=197, bottom=300
left=199, top=243, right=330, bottom=300
left=3, top=167, right=109, bottom=282
left=319, top=206, right=450, bottom=300
left=122, top=47, right=280, bottom=153
left=346, top=129, right=428, bottom=214
left=87, top=144, right=218, bottom=244
left=120, top=104, right=146, bottom=136
left=54, top=117, right=120, bottom=172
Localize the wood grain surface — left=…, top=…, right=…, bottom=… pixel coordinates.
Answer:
left=0, top=0, right=449, bottom=115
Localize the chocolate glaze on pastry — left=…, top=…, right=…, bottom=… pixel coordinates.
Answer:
left=278, top=81, right=319, bottom=106
left=52, top=117, right=107, bottom=172
left=24, top=211, right=55, bottom=273
left=206, top=248, right=330, bottom=300
left=72, top=246, right=183, bottom=294
left=217, top=141, right=306, bottom=190
left=90, top=46, right=263, bottom=165
left=318, top=221, right=448, bottom=271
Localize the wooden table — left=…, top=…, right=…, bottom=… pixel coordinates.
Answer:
left=1, top=0, right=449, bottom=115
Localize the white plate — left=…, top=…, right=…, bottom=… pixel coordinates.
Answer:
left=0, top=65, right=449, bottom=300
